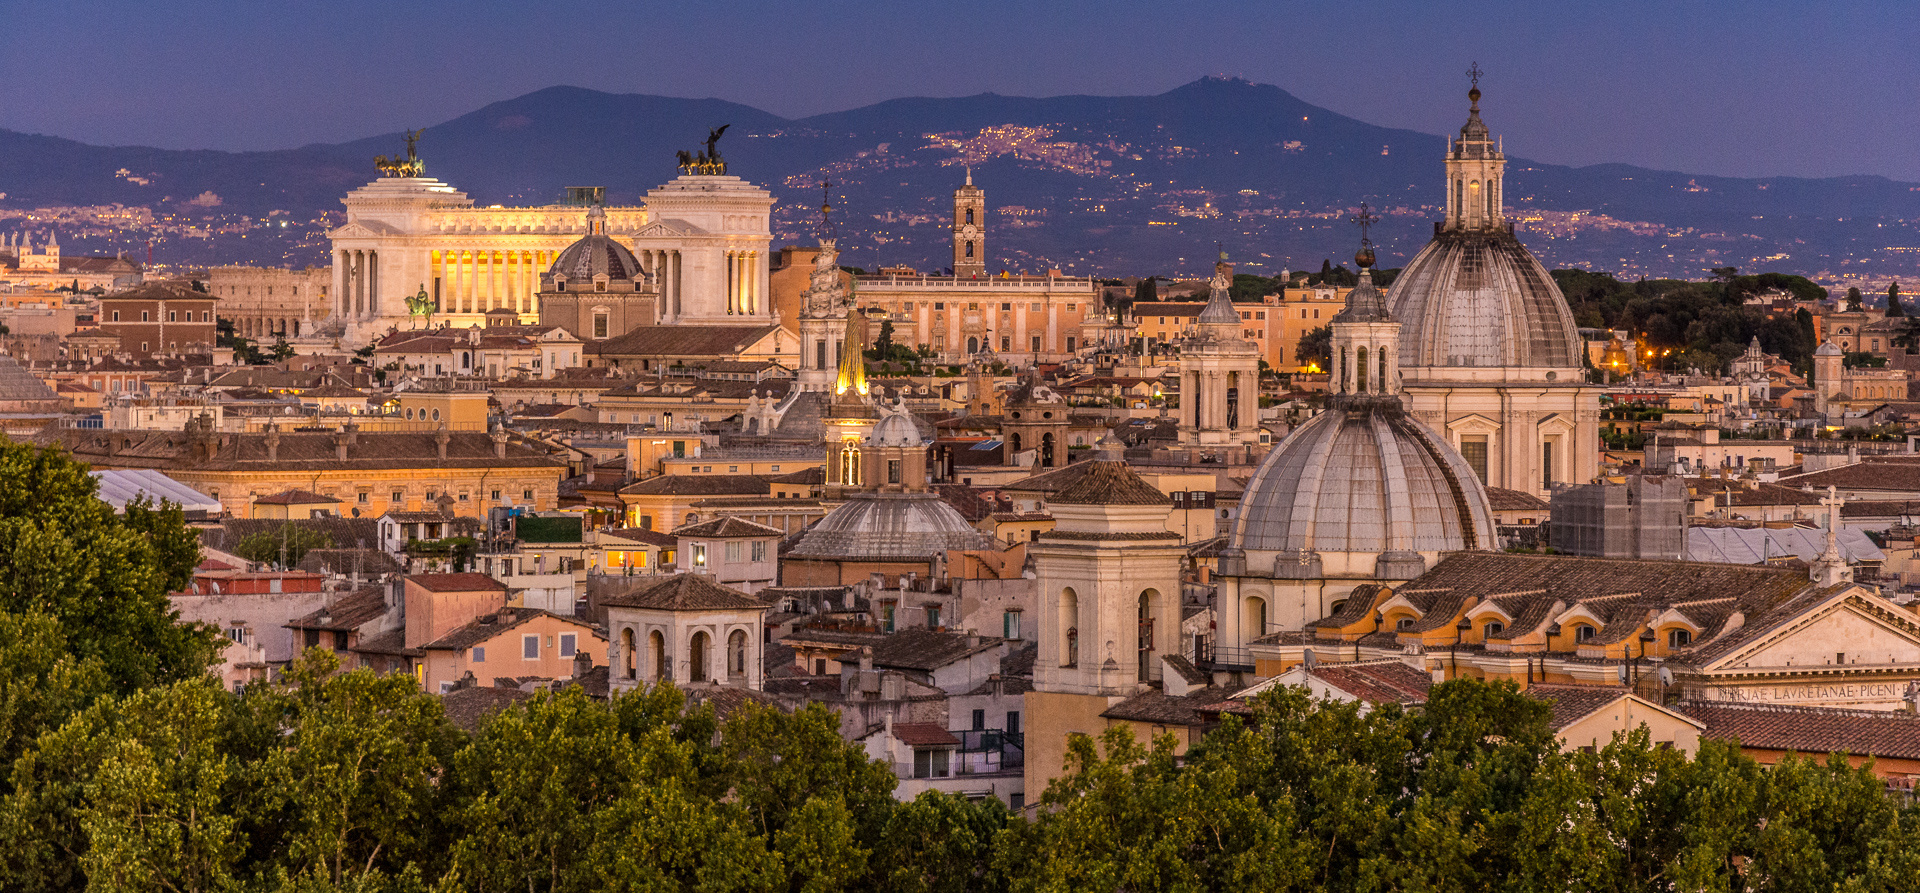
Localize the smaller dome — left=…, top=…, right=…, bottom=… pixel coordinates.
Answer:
left=787, top=493, right=992, bottom=561
left=869, top=411, right=921, bottom=447
left=546, top=207, right=644, bottom=286
left=1815, top=341, right=1843, bottom=357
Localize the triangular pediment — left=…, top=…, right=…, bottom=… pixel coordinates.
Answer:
left=1703, top=589, right=1920, bottom=672
left=632, top=219, right=705, bottom=238
left=328, top=220, right=401, bottom=239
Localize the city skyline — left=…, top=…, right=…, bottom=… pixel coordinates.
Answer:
left=1, top=0, right=1915, bottom=182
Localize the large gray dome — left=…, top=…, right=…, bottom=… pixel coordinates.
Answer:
left=1231, top=395, right=1496, bottom=556
left=1388, top=229, right=1581, bottom=369
left=787, top=493, right=991, bottom=561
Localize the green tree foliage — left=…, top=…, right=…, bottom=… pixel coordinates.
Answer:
left=1132, top=277, right=1157, bottom=306
left=1552, top=268, right=1823, bottom=374
left=236, top=523, right=334, bottom=569
left=0, top=442, right=218, bottom=693
left=1295, top=325, right=1331, bottom=369
left=1889, top=281, right=1905, bottom=318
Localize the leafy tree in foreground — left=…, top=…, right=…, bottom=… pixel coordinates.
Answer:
left=0, top=442, right=217, bottom=693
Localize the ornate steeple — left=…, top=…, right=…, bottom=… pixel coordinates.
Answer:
left=1193, top=247, right=1241, bottom=333
left=1444, top=63, right=1506, bottom=233
left=1331, top=204, right=1400, bottom=398
left=833, top=306, right=870, bottom=402
left=1811, top=486, right=1853, bottom=587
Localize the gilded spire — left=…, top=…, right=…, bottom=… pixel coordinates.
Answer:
left=834, top=306, right=869, bottom=398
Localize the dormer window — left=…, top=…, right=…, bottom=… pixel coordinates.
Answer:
left=1574, top=624, right=1596, bottom=643
left=1395, top=617, right=1415, bottom=631
left=555, top=279, right=566, bottom=292
left=1483, top=621, right=1504, bottom=637
left=1668, top=628, right=1693, bottom=649
left=595, top=280, right=606, bottom=293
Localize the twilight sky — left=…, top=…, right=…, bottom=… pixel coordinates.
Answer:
left=3, top=0, right=1914, bottom=181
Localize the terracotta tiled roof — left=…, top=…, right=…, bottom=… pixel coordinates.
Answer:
left=1048, top=460, right=1172, bottom=506
left=440, top=686, right=533, bottom=732
left=1102, top=686, right=1237, bottom=725
left=1485, top=487, right=1549, bottom=512
left=618, top=474, right=771, bottom=496
left=671, top=517, right=785, bottom=538
left=1673, top=700, right=1920, bottom=760
left=252, top=488, right=338, bottom=505
left=1525, top=685, right=1640, bottom=731
left=589, top=325, right=784, bottom=359
left=1783, top=462, right=1920, bottom=493
left=286, top=587, right=388, bottom=631
left=889, top=722, right=961, bottom=747
left=1309, top=661, right=1435, bottom=705
left=602, top=527, right=677, bottom=547
left=408, top=573, right=507, bottom=593
left=867, top=628, right=1002, bottom=673
left=51, top=428, right=565, bottom=473
left=769, top=466, right=826, bottom=485
left=421, top=607, right=599, bottom=652
left=598, top=573, right=766, bottom=611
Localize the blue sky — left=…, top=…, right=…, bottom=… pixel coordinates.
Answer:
left=2, top=0, right=1914, bottom=180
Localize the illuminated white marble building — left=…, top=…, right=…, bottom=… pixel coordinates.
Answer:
left=325, top=164, right=774, bottom=345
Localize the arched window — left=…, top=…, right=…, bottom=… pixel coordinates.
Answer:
left=1137, top=590, right=1160, bottom=681
left=649, top=630, right=667, bottom=680
left=1059, top=588, right=1079, bottom=667
left=727, top=630, right=748, bottom=680
left=1395, top=616, right=1416, bottom=631
left=1483, top=621, right=1505, bottom=638
left=967, top=336, right=980, bottom=354
left=1244, top=596, right=1267, bottom=640
left=965, top=240, right=975, bottom=258
left=621, top=628, right=636, bottom=680
left=1667, top=628, right=1693, bottom=649
left=688, top=632, right=710, bottom=683
left=965, top=209, right=974, bottom=225
left=1356, top=346, right=1369, bottom=393
left=1040, top=432, right=1056, bottom=467
left=1574, top=624, right=1596, bottom=644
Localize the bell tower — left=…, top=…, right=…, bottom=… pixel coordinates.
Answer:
left=951, top=169, right=986, bottom=279
left=1176, top=250, right=1263, bottom=461
left=1443, top=63, right=1505, bottom=233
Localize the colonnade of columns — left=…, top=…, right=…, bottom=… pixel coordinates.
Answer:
left=334, top=249, right=380, bottom=319
left=637, top=249, right=681, bottom=322
left=432, top=249, right=553, bottom=317
left=725, top=250, right=762, bottom=316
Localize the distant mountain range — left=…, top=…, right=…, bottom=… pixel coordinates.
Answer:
left=4, top=77, right=1917, bottom=285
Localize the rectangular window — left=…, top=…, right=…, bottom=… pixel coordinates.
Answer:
left=1541, top=440, right=1554, bottom=491
left=882, top=604, right=896, bottom=634
left=934, top=302, right=945, bottom=310
left=888, top=459, right=902, bottom=484
left=926, top=606, right=941, bottom=629
left=726, top=541, right=742, bottom=562
left=1004, top=610, right=1022, bottom=640
left=141, top=311, right=149, bottom=322
left=112, top=310, right=121, bottom=322
left=1000, top=336, right=1011, bottom=352
left=522, top=635, right=539, bottom=660
left=1460, top=436, right=1490, bottom=483
left=1007, top=711, right=1021, bottom=736
left=972, top=709, right=986, bottom=730
left=522, top=489, right=533, bottom=501
left=1001, top=302, right=1012, bottom=311
left=391, top=490, right=403, bottom=502
left=168, top=310, right=177, bottom=322
left=913, top=748, right=951, bottom=779
left=472, top=646, right=486, bottom=663
left=1066, top=337, right=1076, bottom=352
left=357, top=492, right=369, bottom=504
left=559, top=634, right=577, bottom=658
left=751, top=540, right=766, bottom=561
left=491, top=489, right=501, bottom=502
left=1031, top=335, right=1042, bottom=352
left=693, top=544, right=707, bottom=567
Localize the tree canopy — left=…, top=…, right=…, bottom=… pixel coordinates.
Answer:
left=1553, top=268, right=1822, bottom=374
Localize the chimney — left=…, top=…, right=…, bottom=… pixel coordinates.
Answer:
left=343, top=421, right=359, bottom=446
left=436, top=423, right=451, bottom=460
left=333, top=430, right=349, bottom=461
left=572, top=649, right=593, bottom=678
left=264, top=424, right=280, bottom=462
left=491, top=427, right=508, bottom=459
